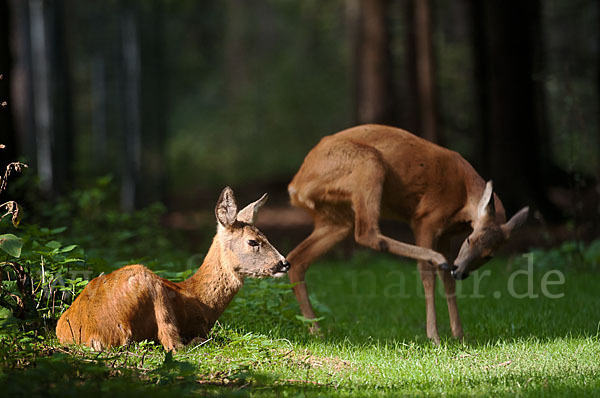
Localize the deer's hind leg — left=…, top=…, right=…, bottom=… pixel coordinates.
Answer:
left=287, top=216, right=352, bottom=331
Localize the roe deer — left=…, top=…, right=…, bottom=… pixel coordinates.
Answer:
left=56, top=187, right=290, bottom=351
left=287, top=124, right=529, bottom=343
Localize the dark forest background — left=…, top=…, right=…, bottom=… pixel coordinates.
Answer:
left=1, top=0, right=599, bottom=243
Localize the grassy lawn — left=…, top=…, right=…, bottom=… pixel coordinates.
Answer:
left=2, top=250, right=599, bottom=397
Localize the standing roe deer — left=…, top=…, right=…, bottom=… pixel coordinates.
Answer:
left=56, top=187, right=290, bottom=351
left=287, top=124, right=529, bottom=343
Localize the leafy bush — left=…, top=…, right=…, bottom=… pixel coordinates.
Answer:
left=0, top=216, right=92, bottom=336
left=19, top=175, right=192, bottom=271
left=517, top=240, right=600, bottom=271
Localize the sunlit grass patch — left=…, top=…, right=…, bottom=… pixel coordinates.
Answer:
left=2, top=249, right=599, bottom=396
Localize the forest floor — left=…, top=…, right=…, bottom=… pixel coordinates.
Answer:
left=2, top=250, right=599, bottom=397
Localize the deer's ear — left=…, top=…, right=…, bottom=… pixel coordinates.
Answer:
left=237, top=193, right=268, bottom=225
left=477, top=180, right=495, bottom=219
left=215, top=187, right=238, bottom=228
left=501, top=206, right=529, bottom=238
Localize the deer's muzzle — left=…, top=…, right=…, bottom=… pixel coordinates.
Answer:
left=451, top=268, right=469, bottom=280
left=276, top=260, right=291, bottom=273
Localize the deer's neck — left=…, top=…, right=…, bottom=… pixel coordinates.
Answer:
left=179, top=235, right=243, bottom=327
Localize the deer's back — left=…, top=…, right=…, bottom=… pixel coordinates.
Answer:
left=289, top=124, right=475, bottom=222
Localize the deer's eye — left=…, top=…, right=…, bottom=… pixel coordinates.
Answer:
left=247, top=239, right=260, bottom=247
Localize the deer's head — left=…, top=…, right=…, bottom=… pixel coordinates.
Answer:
left=452, top=181, right=529, bottom=280
left=215, top=187, right=290, bottom=278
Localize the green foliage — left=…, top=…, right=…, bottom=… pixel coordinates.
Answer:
left=517, top=240, right=600, bottom=271
left=12, top=175, right=192, bottom=272
left=0, top=218, right=91, bottom=335
left=40, top=176, right=188, bottom=268
left=220, top=277, right=334, bottom=340
left=0, top=234, right=23, bottom=258
left=221, top=279, right=301, bottom=334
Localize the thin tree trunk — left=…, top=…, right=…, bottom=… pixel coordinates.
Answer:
left=413, top=0, right=438, bottom=143
left=346, top=0, right=361, bottom=122
left=396, top=0, right=419, bottom=134
left=8, top=0, right=36, bottom=169
left=0, top=0, right=18, bottom=171
left=46, top=0, right=73, bottom=193
left=120, top=7, right=141, bottom=212
left=91, top=54, right=107, bottom=173
left=139, top=1, right=167, bottom=206
left=468, top=0, right=490, bottom=175
left=355, top=0, right=393, bottom=124
left=29, top=0, right=53, bottom=195
left=224, top=0, right=248, bottom=103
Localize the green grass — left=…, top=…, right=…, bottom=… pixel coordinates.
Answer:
left=2, top=251, right=599, bottom=397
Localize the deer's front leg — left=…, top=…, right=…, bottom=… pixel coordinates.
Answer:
left=436, top=236, right=464, bottom=340
left=414, top=224, right=441, bottom=344
left=154, top=285, right=183, bottom=351
left=418, top=260, right=439, bottom=344
left=438, top=268, right=463, bottom=340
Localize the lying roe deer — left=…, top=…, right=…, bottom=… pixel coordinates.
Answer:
left=287, top=124, right=529, bottom=343
left=56, top=187, right=290, bottom=351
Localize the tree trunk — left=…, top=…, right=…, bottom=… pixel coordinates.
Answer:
left=8, top=0, right=36, bottom=170
left=139, top=1, right=167, bottom=206
left=119, top=7, right=141, bottom=212
left=468, top=0, right=490, bottom=174
left=224, top=0, right=248, bottom=103
left=46, top=0, right=73, bottom=193
left=29, top=0, right=53, bottom=195
left=355, top=0, right=393, bottom=124
left=7, top=0, right=72, bottom=196
left=471, top=0, right=556, bottom=217
left=0, top=0, right=18, bottom=171
left=413, top=0, right=438, bottom=143
left=345, top=0, right=361, bottom=122
left=394, top=0, right=419, bottom=134
left=90, top=54, right=108, bottom=174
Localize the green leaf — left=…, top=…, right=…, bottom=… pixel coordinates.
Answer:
left=58, top=258, right=85, bottom=264
left=45, top=240, right=62, bottom=250
left=59, top=244, right=78, bottom=253
left=0, top=233, right=24, bottom=258
left=0, top=306, right=20, bottom=332
left=295, top=315, right=325, bottom=324
left=0, top=307, right=13, bottom=319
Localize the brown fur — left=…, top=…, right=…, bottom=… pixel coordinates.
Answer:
left=56, top=188, right=288, bottom=351
left=287, top=124, right=529, bottom=342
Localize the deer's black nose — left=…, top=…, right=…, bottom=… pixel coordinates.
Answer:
left=277, top=260, right=290, bottom=273
left=451, top=269, right=469, bottom=280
